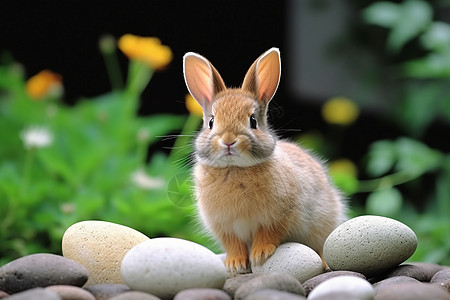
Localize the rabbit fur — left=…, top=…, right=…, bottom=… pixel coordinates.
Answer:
left=183, top=48, right=346, bottom=273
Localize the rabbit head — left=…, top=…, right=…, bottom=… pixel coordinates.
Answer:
left=183, top=48, right=281, bottom=168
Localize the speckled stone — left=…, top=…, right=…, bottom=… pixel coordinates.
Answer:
left=234, top=272, right=305, bottom=300
left=173, top=288, right=231, bottom=300
left=252, top=243, right=324, bottom=283
left=6, top=288, right=60, bottom=300
left=303, top=271, right=366, bottom=296
left=0, top=253, right=88, bottom=294
left=308, top=276, right=374, bottom=300
left=62, top=220, right=150, bottom=286
left=374, top=282, right=450, bottom=300
left=223, top=273, right=261, bottom=297
left=108, top=291, right=161, bottom=300
left=121, top=238, right=226, bottom=300
left=46, top=285, right=95, bottom=300
left=245, top=289, right=307, bottom=300
left=323, top=215, right=417, bottom=278
left=84, top=284, right=130, bottom=300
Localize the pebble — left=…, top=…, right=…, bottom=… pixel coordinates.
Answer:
left=431, top=269, right=450, bottom=293
left=109, top=291, right=161, bottom=300
left=121, top=237, right=227, bottom=300
left=62, top=220, right=149, bottom=285
left=308, top=275, right=374, bottom=300
left=383, top=264, right=429, bottom=281
left=303, top=270, right=366, bottom=296
left=409, top=262, right=446, bottom=281
left=0, top=290, right=9, bottom=298
left=245, top=289, right=307, bottom=300
left=46, top=285, right=95, bottom=300
left=234, top=272, right=305, bottom=300
left=374, top=282, right=450, bottom=300
left=173, top=288, right=231, bottom=300
left=373, top=276, right=421, bottom=292
left=323, top=215, right=417, bottom=278
left=5, top=287, right=60, bottom=300
left=251, top=243, right=324, bottom=283
left=223, top=273, right=261, bottom=297
left=0, top=253, right=88, bottom=294
left=83, top=284, right=130, bottom=300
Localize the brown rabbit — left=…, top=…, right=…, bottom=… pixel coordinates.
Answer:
left=183, top=48, right=346, bottom=273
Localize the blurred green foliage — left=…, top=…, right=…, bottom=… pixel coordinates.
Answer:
left=327, top=0, right=450, bottom=265
left=0, top=36, right=212, bottom=266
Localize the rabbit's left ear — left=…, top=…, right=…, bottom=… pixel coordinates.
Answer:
left=242, top=47, right=281, bottom=105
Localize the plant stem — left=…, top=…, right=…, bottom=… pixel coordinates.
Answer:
left=21, top=148, right=35, bottom=197
left=356, top=170, right=422, bottom=193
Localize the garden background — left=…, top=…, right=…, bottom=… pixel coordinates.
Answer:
left=0, top=0, right=449, bottom=266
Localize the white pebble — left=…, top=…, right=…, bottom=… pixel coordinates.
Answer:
left=121, top=238, right=226, bottom=300
left=308, top=275, right=374, bottom=300
left=251, top=243, right=324, bottom=283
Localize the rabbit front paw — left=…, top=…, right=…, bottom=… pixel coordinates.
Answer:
left=250, top=243, right=276, bottom=266
left=225, top=254, right=249, bottom=273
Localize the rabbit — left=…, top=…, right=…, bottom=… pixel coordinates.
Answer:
left=183, top=47, right=346, bottom=273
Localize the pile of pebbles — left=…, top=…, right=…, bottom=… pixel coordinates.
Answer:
left=0, top=216, right=449, bottom=299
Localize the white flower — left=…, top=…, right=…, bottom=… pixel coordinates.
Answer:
left=20, top=125, right=53, bottom=150
left=131, top=169, right=165, bottom=190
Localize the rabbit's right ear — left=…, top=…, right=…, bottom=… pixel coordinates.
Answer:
left=183, top=52, right=226, bottom=111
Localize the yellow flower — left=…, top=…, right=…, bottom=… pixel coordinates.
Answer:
left=118, top=34, right=172, bottom=70
left=322, top=97, right=359, bottom=125
left=185, top=94, right=203, bottom=116
left=26, top=70, right=63, bottom=100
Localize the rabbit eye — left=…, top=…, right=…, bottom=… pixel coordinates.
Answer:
left=208, top=117, right=214, bottom=129
left=250, top=115, right=257, bottom=129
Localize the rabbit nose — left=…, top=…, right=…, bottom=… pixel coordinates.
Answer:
left=220, top=133, right=237, bottom=147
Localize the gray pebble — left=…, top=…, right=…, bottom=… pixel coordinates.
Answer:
left=383, top=264, right=429, bottom=281
left=109, top=291, right=161, bottom=300
left=173, top=288, right=231, bottom=300
left=245, top=289, right=306, bottom=300
left=0, top=253, right=89, bottom=294
left=6, top=287, right=61, bottom=300
left=431, top=269, right=450, bottom=293
left=223, top=273, right=261, bottom=297
left=84, top=284, right=130, bottom=300
left=234, top=272, right=305, bottom=300
left=46, top=285, right=96, bottom=300
left=303, top=271, right=366, bottom=296
left=374, top=282, right=450, bottom=300
left=0, top=290, right=9, bottom=298
left=409, top=262, right=446, bottom=281
left=373, top=276, right=421, bottom=291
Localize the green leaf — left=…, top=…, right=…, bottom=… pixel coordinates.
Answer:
left=387, top=0, right=433, bottom=53
left=395, top=83, right=441, bottom=136
left=366, top=187, right=403, bottom=217
left=363, top=2, right=400, bottom=28
left=420, top=22, right=450, bottom=52
left=402, top=53, right=450, bottom=78
left=395, top=137, right=442, bottom=174
left=137, top=114, right=186, bottom=145
left=366, top=140, right=397, bottom=177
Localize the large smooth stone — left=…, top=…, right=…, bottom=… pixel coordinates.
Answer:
left=0, top=253, right=88, bottom=294
left=308, top=276, right=374, bottom=300
left=62, top=220, right=149, bottom=285
left=323, top=215, right=417, bottom=277
left=251, top=243, right=324, bottom=283
left=121, top=238, right=226, bottom=300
